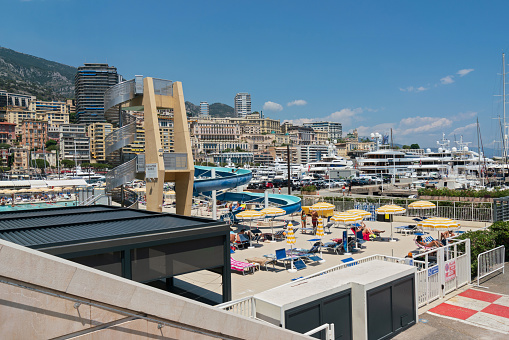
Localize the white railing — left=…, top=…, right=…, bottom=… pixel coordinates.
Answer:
left=476, top=245, right=505, bottom=288
left=79, top=194, right=105, bottom=206
left=413, top=238, right=471, bottom=307
left=304, top=323, right=335, bottom=340
left=216, top=296, right=256, bottom=318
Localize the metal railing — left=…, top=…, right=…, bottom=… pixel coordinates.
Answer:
left=104, top=79, right=136, bottom=112
left=79, top=194, right=105, bottom=206
left=304, top=323, right=335, bottom=340
left=104, top=122, right=137, bottom=156
left=303, top=196, right=493, bottom=222
left=476, top=245, right=505, bottom=288
left=105, top=158, right=137, bottom=192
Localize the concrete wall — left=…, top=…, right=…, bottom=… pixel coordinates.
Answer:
left=0, top=239, right=310, bottom=340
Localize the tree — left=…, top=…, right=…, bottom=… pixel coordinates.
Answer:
left=34, top=159, right=49, bottom=168
left=410, top=143, right=420, bottom=149
left=402, top=145, right=411, bottom=149
left=0, top=143, right=11, bottom=149
left=46, top=139, right=57, bottom=148
left=61, top=159, right=75, bottom=168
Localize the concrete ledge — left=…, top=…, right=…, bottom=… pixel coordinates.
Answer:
left=0, top=239, right=310, bottom=339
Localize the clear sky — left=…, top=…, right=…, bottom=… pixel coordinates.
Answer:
left=2, top=0, right=509, bottom=150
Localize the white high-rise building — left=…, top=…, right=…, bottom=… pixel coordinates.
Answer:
left=234, top=93, right=251, bottom=118
left=200, top=101, right=209, bottom=117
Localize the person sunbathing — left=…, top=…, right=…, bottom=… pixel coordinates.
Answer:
left=358, top=222, right=385, bottom=236
left=416, top=235, right=442, bottom=248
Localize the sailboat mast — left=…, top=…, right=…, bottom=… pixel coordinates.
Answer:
left=503, top=53, right=507, bottom=159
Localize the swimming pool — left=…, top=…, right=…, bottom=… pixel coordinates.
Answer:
left=0, top=201, right=77, bottom=212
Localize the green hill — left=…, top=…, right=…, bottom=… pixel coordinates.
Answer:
left=209, top=102, right=234, bottom=117
left=0, top=46, right=76, bottom=100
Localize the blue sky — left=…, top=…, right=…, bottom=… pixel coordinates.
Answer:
left=2, top=0, right=509, bottom=149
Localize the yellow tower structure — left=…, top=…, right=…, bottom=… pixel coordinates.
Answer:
left=104, top=77, right=194, bottom=215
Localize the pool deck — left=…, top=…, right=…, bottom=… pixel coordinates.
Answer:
left=169, top=212, right=487, bottom=303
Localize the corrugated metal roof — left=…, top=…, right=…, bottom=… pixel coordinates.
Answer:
left=0, top=209, right=145, bottom=231
left=0, top=205, right=114, bottom=220
left=0, top=205, right=223, bottom=249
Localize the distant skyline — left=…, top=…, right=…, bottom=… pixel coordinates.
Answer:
left=1, top=1, right=509, bottom=150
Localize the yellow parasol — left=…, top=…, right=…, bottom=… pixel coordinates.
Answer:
left=375, top=205, right=406, bottom=242
left=260, top=207, right=286, bottom=242
left=345, top=209, right=372, bottom=218
left=316, top=219, right=325, bottom=262
left=236, top=210, right=266, bottom=248
left=286, top=222, right=297, bottom=272
left=408, top=200, right=436, bottom=209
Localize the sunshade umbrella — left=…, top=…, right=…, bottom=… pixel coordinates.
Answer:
left=330, top=212, right=363, bottom=226
left=286, top=222, right=297, bottom=272
left=316, top=219, right=325, bottom=262
left=236, top=210, right=266, bottom=248
left=133, top=187, right=146, bottom=192
left=51, top=187, right=62, bottom=192
left=17, top=188, right=29, bottom=193
left=309, top=202, right=335, bottom=216
left=408, top=200, right=436, bottom=218
left=260, top=207, right=286, bottom=242
left=408, top=200, right=436, bottom=209
left=375, top=205, right=406, bottom=242
left=345, top=209, right=372, bottom=219
left=418, top=217, right=460, bottom=238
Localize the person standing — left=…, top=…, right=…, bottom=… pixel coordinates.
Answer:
left=311, top=210, right=318, bottom=233
left=342, top=185, right=346, bottom=196
left=301, top=210, right=307, bottom=229
left=278, top=187, right=281, bottom=194
left=348, top=182, right=352, bottom=196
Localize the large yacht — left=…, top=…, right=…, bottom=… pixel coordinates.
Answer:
left=306, top=143, right=353, bottom=177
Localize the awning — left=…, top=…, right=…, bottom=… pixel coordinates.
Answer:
left=45, top=179, right=88, bottom=187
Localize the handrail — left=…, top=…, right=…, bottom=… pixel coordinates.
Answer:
left=104, top=121, right=137, bottom=156
left=105, top=158, right=137, bottom=192
left=304, top=323, right=335, bottom=340
left=79, top=194, right=105, bottom=206
left=476, top=245, right=505, bottom=288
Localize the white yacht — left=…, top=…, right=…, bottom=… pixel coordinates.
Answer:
left=306, top=142, right=353, bottom=177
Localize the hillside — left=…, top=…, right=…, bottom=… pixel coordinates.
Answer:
left=209, top=103, right=234, bottom=117
left=186, top=102, right=235, bottom=118
left=0, top=46, right=76, bottom=100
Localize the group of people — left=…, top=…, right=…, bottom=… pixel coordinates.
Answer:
left=415, top=230, right=456, bottom=248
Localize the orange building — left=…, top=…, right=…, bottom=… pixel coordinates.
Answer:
left=21, top=119, right=48, bottom=150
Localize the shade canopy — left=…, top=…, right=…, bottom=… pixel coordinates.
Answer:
left=331, top=212, right=363, bottom=224
left=345, top=209, right=372, bottom=218
left=375, top=204, right=406, bottom=214
left=309, top=202, right=335, bottom=211
left=260, top=207, right=286, bottom=218
left=236, top=210, right=266, bottom=220
left=408, top=201, right=436, bottom=209
left=418, top=217, right=460, bottom=231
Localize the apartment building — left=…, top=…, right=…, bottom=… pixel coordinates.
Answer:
left=6, top=108, right=37, bottom=134
left=88, top=123, right=114, bottom=162
left=234, top=93, right=251, bottom=118
left=21, top=120, right=48, bottom=150
left=74, top=63, right=121, bottom=125
left=200, top=101, right=209, bottom=117
left=0, top=90, right=35, bottom=121
left=10, top=146, right=29, bottom=170
left=0, top=122, right=16, bottom=144
left=30, top=100, right=69, bottom=130
left=303, top=121, right=343, bottom=140
left=59, top=124, right=90, bottom=162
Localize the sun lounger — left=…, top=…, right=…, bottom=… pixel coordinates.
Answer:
left=341, top=257, right=357, bottom=267
left=245, top=257, right=272, bottom=271
left=324, top=222, right=334, bottom=234
left=231, top=258, right=259, bottom=275
left=273, top=230, right=285, bottom=240
left=293, top=259, right=307, bottom=271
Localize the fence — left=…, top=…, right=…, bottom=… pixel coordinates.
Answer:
left=218, top=239, right=471, bottom=319
left=413, top=238, right=471, bottom=307
left=301, top=196, right=493, bottom=222
left=476, top=245, right=505, bottom=288
left=304, top=323, right=335, bottom=340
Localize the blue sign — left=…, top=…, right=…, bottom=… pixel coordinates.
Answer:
left=428, top=266, right=439, bottom=277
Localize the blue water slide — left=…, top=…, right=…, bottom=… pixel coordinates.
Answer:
left=193, top=166, right=301, bottom=215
